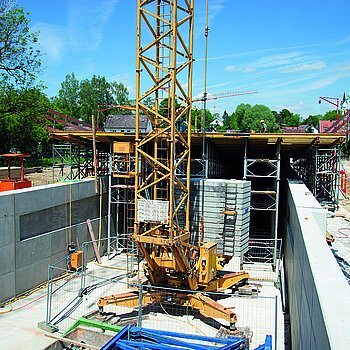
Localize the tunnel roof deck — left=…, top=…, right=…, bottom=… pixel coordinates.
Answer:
left=50, top=131, right=345, bottom=158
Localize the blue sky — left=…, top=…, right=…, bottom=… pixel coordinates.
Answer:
left=19, top=0, right=350, bottom=118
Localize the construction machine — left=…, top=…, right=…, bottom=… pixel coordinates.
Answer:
left=98, top=0, right=249, bottom=331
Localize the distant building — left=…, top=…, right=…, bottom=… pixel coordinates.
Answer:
left=281, top=125, right=308, bottom=133
left=104, top=114, right=151, bottom=133
left=210, top=118, right=223, bottom=131
left=319, top=120, right=334, bottom=133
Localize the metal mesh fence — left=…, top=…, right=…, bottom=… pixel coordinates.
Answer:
left=243, top=238, right=282, bottom=282
left=46, top=239, right=281, bottom=349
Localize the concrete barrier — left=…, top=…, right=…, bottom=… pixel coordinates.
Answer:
left=0, top=178, right=111, bottom=303
left=285, top=179, right=350, bottom=349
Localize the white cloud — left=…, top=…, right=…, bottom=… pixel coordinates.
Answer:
left=273, top=101, right=305, bottom=112
left=195, top=0, right=226, bottom=38
left=33, top=22, right=65, bottom=61
left=337, top=62, right=350, bottom=71
left=207, top=81, right=232, bottom=90
left=224, top=64, right=256, bottom=73
left=223, top=52, right=309, bottom=75
left=108, top=73, right=131, bottom=82
left=264, top=72, right=350, bottom=98
left=67, top=0, right=119, bottom=51
left=282, top=61, right=326, bottom=73
left=252, top=52, right=305, bottom=69
left=209, top=0, right=226, bottom=21
left=224, top=65, right=236, bottom=72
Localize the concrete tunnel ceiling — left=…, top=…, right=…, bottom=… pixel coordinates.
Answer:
left=50, top=131, right=344, bottom=160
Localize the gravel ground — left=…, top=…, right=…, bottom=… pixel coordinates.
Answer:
left=26, top=167, right=72, bottom=186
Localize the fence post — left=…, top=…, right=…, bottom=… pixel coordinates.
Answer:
left=46, top=264, right=53, bottom=324
left=138, top=283, right=143, bottom=327
left=80, top=243, right=88, bottom=293
left=275, top=294, right=278, bottom=349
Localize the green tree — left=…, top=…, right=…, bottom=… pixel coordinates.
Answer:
left=0, top=85, right=50, bottom=154
left=158, top=97, right=181, bottom=119
left=272, top=110, right=283, bottom=125
left=302, top=114, right=321, bottom=127
left=229, top=111, right=239, bottom=130
left=110, top=81, right=130, bottom=108
left=322, top=110, right=337, bottom=120
left=279, top=109, right=292, bottom=125
left=55, top=74, right=131, bottom=126
left=241, top=104, right=279, bottom=132
left=235, top=103, right=251, bottom=129
left=79, top=75, right=115, bottom=126
left=0, top=1, right=41, bottom=87
left=284, top=112, right=301, bottom=127
left=222, top=110, right=230, bottom=129
left=191, top=107, right=201, bottom=131
left=56, top=73, right=80, bottom=118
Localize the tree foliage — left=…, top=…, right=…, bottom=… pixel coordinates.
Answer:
left=322, top=110, right=337, bottom=121
left=0, top=1, right=41, bottom=87
left=239, top=104, right=279, bottom=132
left=229, top=111, right=239, bottom=130
left=55, top=74, right=131, bottom=126
left=0, top=1, right=47, bottom=155
left=0, top=84, right=50, bottom=154
left=235, top=103, right=251, bottom=130
left=56, top=73, right=80, bottom=118
left=284, top=113, right=301, bottom=127
left=222, top=110, right=230, bottom=129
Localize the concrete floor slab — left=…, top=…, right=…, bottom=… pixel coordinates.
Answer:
left=0, top=254, right=284, bottom=349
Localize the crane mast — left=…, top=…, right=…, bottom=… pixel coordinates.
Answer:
left=133, top=0, right=196, bottom=289
left=98, top=1, right=249, bottom=329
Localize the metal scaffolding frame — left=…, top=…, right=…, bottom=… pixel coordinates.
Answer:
left=51, top=143, right=109, bottom=182
left=292, top=145, right=340, bottom=208
left=243, top=139, right=281, bottom=267
left=106, top=142, right=137, bottom=278
left=176, top=139, right=224, bottom=178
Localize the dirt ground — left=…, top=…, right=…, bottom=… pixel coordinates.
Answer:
left=26, top=167, right=72, bottom=186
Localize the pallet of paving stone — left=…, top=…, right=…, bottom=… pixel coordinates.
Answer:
left=190, top=214, right=225, bottom=224
left=191, top=203, right=227, bottom=212
left=224, top=237, right=249, bottom=248
left=225, top=201, right=250, bottom=208
left=204, top=222, right=225, bottom=230
left=227, top=232, right=249, bottom=240
left=225, top=220, right=250, bottom=230
left=234, top=241, right=249, bottom=250
left=190, top=190, right=227, bottom=196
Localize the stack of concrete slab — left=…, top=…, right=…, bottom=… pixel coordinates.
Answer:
left=176, top=179, right=251, bottom=259
left=221, top=180, right=251, bottom=258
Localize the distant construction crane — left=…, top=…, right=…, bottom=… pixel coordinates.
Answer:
left=318, top=96, right=340, bottom=120
left=193, top=89, right=258, bottom=103
left=193, top=89, right=258, bottom=131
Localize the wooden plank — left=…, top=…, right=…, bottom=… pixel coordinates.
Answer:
left=86, top=219, right=102, bottom=264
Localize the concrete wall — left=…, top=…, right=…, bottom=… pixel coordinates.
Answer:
left=0, top=178, right=110, bottom=303
left=285, top=180, right=350, bottom=349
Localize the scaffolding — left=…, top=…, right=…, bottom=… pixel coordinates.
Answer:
left=292, top=145, right=340, bottom=208
left=52, top=144, right=109, bottom=182
left=107, top=142, right=137, bottom=279
left=243, top=139, right=281, bottom=267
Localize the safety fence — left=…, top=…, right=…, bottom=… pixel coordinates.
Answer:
left=45, top=238, right=282, bottom=349
left=243, top=238, right=282, bottom=282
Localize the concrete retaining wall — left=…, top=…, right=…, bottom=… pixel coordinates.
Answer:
left=0, top=178, right=111, bottom=303
left=285, top=179, right=350, bottom=349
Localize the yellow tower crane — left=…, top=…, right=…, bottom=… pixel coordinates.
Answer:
left=99, top=0, right=249, bottom=331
